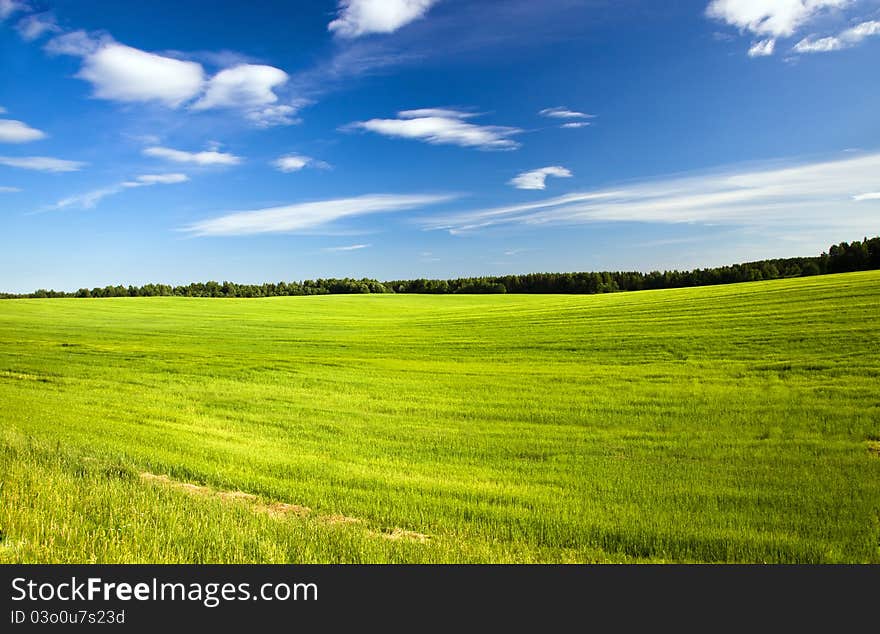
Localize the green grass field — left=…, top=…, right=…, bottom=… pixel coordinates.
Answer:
left=1, top=271, right=878, bottom=563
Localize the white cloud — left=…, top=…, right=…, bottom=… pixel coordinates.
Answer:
left=794, top=19, right=880, bottom=52
left=845, top=19, right=880, bottom=39
left=0, top=119, right=46, bottom=143
left=143, top=146, right=242, bottom=166
left=0, top=107, right=5, bottom=114
left=0, top=186, right=21, bottom=192
left=560, top=122, right=591, bottom=129
left=539, top=107, right=594, bottom=119
left=793, top=35, right=843, bottom=51
left=16, top=12, right=59, bottom=41
left=329, top=0, right=439, bottom=38
left=0, top=156, right=84, bottom=172
left=51, top=173, right=189, bottom=211
left=348, top=108, right=521, bottom=150
left=245, top=104, right=301, bottom=127
left=853, top=192, right=880, bottom=201
left=509, top=166, right=572, bottom=190
left=323, top=243, right=371, bottom=251
left=48, top=35, right=296, bottom=123
left=272, top=154, right=331, bottom=172
left=0, top=0, right=26, bottom=21
left=398, top=108, right=476, bottom=119
left=77, top=43, right=205, bottom=107
left=44, top=30, right=107, bottom=57
left=748, top=38, right=776, bottom=56
left=192, top=64, right=288, bottom=110
left=706, top=0, right=850, bottom=38
left=183, top=193, right=458, bottom=236
left=424, top=152, right=880, bottom=235
left=122, top=173, right=189, bottom=187
left=195, top=66, right=300, bottom=127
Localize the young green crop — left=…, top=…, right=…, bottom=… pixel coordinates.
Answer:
left=1, top=271, right=879, bottom=563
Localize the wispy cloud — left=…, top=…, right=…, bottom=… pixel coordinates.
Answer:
left=0, top=118, right=46, bottom=143
left=539, top=106, right=594, bottom=119
left=323, top=243, right=371, bottom=251
left=16, top=12, right=60, bottom=41
left=272, top=154, right=331, bottom=172
left=44, top=29, right=108, bottom=56
left=424, top=152, right=880, bottom=234
left=293, top=1, right=589, bottom=106
left=329, top=0, right=440, bottom=38
left=50, top=186, right=124, bottom=211
left=245, top=102, right=306, bottom=128
left=183, top=193, right=458, bottom=236
left=794, top=20, right=880, bottom=53
left=541, top=106, right=596, bottom=130
left=509, top=166, right=572, bottom=190
left=0, top=155, right=85, bottom=172
left=49, top=173, right=189, bottom=211
left=122, top=173, right=189, bottom=187
left=853, top=192, right=880, bottom=201
left=748, top=38, right=776, bottom=57
left=0, top=0, right=27, bottom=21
left=346, top=108, right=521, bottom=150
left=0, top=185, right=22, bottom=192
left=144, top=146, right=242, bottom=166
left=290, top=39, right=422, bottom=100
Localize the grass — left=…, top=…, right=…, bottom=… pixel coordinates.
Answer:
left=1, top=271, right=879, bottom=563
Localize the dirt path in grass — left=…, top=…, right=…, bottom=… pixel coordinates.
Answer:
left=139, top=472, right=429, bottom=542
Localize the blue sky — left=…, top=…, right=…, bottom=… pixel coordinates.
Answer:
left=1, top=0, right=879, bottom=293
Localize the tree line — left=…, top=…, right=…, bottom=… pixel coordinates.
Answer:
left=3, top=236, right=878, bottom=299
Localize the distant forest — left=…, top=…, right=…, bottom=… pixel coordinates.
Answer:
left=3, top=236, right=879, bottom=299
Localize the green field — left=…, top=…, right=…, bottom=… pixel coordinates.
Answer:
left=1, top=271, right=878, bottom=563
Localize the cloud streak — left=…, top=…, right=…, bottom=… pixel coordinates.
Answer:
left=183, top=193, right=458, bottom=236
left=144, top=146, right=242, bottom=166
left=0, top=118, right=46, bottom=143
left=539, top=106, right=594, bottom=119
left=853, top=192, right=880, bottom=201
left=424, top=152, right=880, bottom=234
left=122, top=173, right=189, bottom=187
left=49, top=173, right=189, bottom=211
left=347, top=108, right=521, bottom=150
left=0, top=155, right=85, bottom=172
left=323, top=243, right=371, bottom=251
